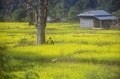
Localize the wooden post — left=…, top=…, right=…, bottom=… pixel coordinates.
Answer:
left=117, top=17, right=119, bottom=27
left=100, top=21, right=102, bottom=28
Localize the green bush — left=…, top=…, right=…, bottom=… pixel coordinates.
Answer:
left=18, top=38, right=28, bottom=46
left=0, top=51, right=10, bottom=79
left=25, top=71, right=39, bottom=79
left=12, top=8, right=27, bottom=22
left=14, top=38, right=34, bottom=47
left=0, top=43, right=7, bottom=50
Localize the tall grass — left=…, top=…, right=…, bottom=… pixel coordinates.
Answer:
left=7, top=62, right=120, bottom=79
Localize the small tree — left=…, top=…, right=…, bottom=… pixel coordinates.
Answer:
left=12, top=8, right=27, bottom=22
left=67, top=6, right=80, bottom=22
left=112, top=10, right=120, bottom=22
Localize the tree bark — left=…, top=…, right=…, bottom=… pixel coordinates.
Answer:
left=35, top=0, right=48, bottom=45
left=36, top=24, right=46, bottom=44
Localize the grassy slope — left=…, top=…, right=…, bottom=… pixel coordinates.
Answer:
left=0, top=22, right=120, bottom=79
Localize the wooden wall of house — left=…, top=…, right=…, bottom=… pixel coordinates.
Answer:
left=80, top=17, right=94, bottom=28
left=94, top=19, right=101, bottom=28
left=102, top=21, right=111, bottom=29
left=94, top=19, right=112, bottom=29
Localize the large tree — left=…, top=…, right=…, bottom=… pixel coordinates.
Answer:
left=35, top=0, right=49, bottom=44
left=20, top=0, right=51, bottom=44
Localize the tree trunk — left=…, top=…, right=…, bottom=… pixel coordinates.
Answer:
left=36, top=24, right=46, bottom=44
left=35, top=0, right=48, bottom=45
left=19, top=0, right=49, bottom=45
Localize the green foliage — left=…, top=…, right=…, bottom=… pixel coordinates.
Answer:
left=67, top=6, right=80, bottom=22
left=109, top=0, right=120, bottom=11
left=14, top=38, right=34, bottom=47
left=17, top=38, right=28, bottom=46
left=86, top=0, right=99, bottom=9
left=112, top=9, right=120, bottom=21
left=25, top=71, right=39, bottom=79
left=0, top=0, right=118, bottom=22
left=0, top=50, right=13, bottom=79
left=53, top=2, right=64, bottom=18
left=48, top=0, right=115, bottom=22
left=0, top=43, right=7, bottom=51
left=12, top=8, right=27, bottom=22
left=0, top=13, right=5, bottom=21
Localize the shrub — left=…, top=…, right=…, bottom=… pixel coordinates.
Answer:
left=0, top=51, right=12, bottom=79
left=0, top=43, right=7, bottom=50
left=18, top=38, right=28, bottom=46
left=25, top=71, right=39, bottom=79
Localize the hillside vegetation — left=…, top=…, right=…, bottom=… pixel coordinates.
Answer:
left=0, top=22, right=120, bottom=79
left=0, top=0, right=120, bottom=22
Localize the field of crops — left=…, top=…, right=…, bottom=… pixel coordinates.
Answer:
left=0, top=22, right=120, bottom=79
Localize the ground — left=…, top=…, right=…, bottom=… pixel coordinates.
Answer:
left=0, top=22, right=120, bottom=79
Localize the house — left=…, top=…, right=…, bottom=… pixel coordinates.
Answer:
left=77, top=10, right=117, bottom=29
left=47, top=16, right=54, bottom=22
left=47, top=17, right=65, bottom=22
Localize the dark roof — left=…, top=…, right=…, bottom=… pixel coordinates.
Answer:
left=77, top=10, right=117, bottom=20
left=77, top=10, right=111, bottom=16
left=96, top=16, right=117, bottom=20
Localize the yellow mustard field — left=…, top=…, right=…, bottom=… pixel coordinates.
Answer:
left=0, top=22, right=120, bottom=79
